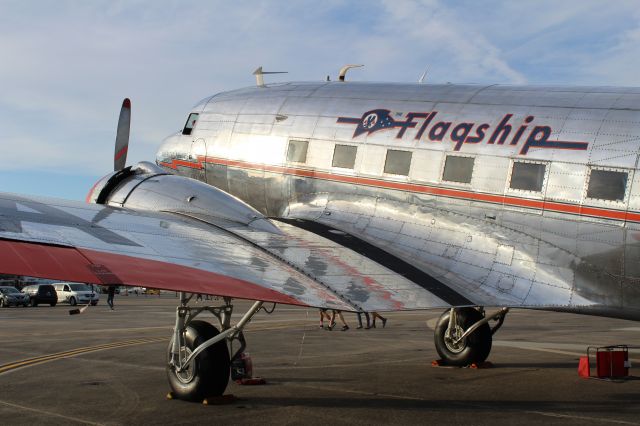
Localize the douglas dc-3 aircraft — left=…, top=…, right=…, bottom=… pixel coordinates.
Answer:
left=1, top=67, right=640, bottom=401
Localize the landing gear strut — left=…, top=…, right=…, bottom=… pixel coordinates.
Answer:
left=166, top=293, right=263, bottom=401
left=433, top=307, right=508, bottom=366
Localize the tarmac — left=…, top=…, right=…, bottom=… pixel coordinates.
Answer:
left=1, top=294, right=640, bottom=425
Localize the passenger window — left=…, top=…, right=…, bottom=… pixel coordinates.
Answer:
left=286, top=140, right=309, bottom=163
left=332, top=145, right=357, bottom=169
left=586, top=169, right=628, bottom=201
left=510, top=162, right=546, bottom=192
left=384, top=150, right=412, bottom=176
left=443, top=155, right=474, bottom=183
left=182, top=113, right=199, bottom=136
left=64, top=285, right=70, bottom=292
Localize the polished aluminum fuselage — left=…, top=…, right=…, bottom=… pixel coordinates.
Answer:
left=156, top=82, right=640, bottom=320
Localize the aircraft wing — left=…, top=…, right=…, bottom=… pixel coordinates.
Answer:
left=0, top=192, right=453, bottom=312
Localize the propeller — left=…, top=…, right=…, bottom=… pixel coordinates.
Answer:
left=114, top=98, right=131, bottom=171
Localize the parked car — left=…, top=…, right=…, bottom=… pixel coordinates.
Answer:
left=0, top=286, right=29, bottom=307
left=127, top=286, right=147, bottom=295
left=53, top=283, right=99, bottom=306
left=21, top=284, right=58, bottom=307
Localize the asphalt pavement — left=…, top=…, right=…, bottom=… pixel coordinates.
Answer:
left=1, top=294, right=639, bottom=425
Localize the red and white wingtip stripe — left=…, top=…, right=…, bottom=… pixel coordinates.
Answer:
left=114, top=98, right=131, bottom=172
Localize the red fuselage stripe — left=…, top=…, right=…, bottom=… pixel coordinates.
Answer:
left=158, top=156, right=640, bottom=223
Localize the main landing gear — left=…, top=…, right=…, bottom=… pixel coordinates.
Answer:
left=166, top=293, right=263, bottom=402
left=433, top=307, right=508, bottom=366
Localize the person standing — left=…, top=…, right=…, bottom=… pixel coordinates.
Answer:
left=371, top=311, right=387, bottom=328
left=356, top=311, right=371, bottom=329
left=319, top=308, right=332, bottom=329
left=107, top=285, right=116, bottom=310
left=329, top=310, right=349, bottom=331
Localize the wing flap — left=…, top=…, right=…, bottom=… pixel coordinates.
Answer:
left=78, top=247, right=305, bottom=305
left=188, top=214, right=453, bottom=311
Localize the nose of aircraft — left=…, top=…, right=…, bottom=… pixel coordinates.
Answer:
left=155, top=133, right=184, bottom=167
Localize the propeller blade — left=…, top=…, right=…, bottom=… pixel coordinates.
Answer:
left=114, top=98, right=131, bottom=171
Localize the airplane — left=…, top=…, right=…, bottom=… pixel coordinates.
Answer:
left=1, top=67, right=640, bottom=402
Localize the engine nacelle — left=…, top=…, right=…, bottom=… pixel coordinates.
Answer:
left=86, top=161, right=280, bottom=233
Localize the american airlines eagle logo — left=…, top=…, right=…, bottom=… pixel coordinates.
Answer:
left=337, top=109, right=589, bottom=155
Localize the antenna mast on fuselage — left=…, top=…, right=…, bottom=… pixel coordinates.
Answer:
left=338, top=64, right=363, bottom=81
left=253, top=66, right=288, bottom=87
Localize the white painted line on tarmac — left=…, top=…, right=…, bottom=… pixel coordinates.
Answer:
left=426, top=318, right=640, bottom=361
left=0, top=399, right=104, bottom=425
left=613, top=327, right=640, bottom=332
left=525, top=410, right=640, bottom=425
left=426, top=317, right=438, bottom=329
left=260, top=356, right=428, bottom=370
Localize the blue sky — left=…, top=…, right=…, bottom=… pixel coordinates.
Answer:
left=1, top=0, right=639, bottom=200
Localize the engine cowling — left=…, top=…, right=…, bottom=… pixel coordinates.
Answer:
left=86, top=161, right=280, bottom=233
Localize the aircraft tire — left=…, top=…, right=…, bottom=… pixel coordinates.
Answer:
left=434, top=308, right=492, bottom=366
left=166, top=320, right=230, bottom=401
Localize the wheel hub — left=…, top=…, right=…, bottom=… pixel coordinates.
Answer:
left=173, top=346, right=196, bottom=384
left=444, top=323, right=466, bottom=353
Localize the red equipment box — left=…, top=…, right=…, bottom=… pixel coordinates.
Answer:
left=579, top=345, right=631, bottom=379
left=596, top=349, right=629, bottom=378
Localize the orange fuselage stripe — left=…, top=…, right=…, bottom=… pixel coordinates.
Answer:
left=158, top=156, right=640, bottom=223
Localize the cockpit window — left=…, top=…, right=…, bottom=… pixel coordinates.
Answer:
left=182, top=113, right=199, bottom=136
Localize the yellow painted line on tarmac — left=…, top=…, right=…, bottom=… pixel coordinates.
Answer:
left=0, top=337, right=167, bottom=375
left=0, top=322, right=302, bottom=376
left=0, top=320, right=347, bottom=376
left=1, top=325, right=173, bottom=339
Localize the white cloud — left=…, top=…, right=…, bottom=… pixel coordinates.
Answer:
left=584, top=11, right=640, bottom=85
left=0, top=0, right=638, bottom=187
left=377, top=0, right=527, bottom=84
